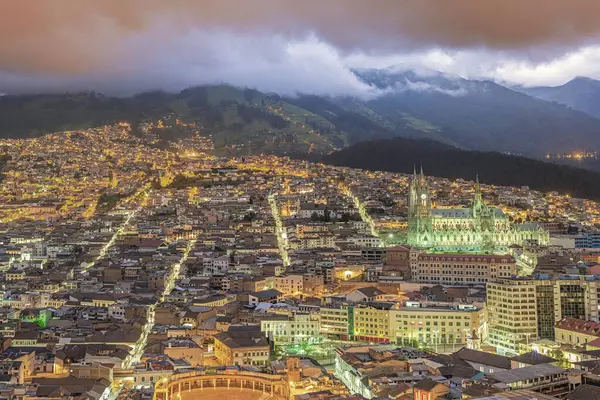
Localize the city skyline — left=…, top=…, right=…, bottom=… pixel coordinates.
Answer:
left=3, top=3, right=600, bottom=399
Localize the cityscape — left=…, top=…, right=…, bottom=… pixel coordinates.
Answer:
left=6, top=2, right=600, bottom=400
left=0, top=121, right=599, bottom=399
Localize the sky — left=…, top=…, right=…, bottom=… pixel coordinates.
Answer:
left=3, top=0, right=600, bottom=96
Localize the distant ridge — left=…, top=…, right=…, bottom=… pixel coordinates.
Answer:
left=520, top=76, right=600, bottom=119
left=5, top=68, right=600, bottom=160
left=321, top=137, right=600, bottom=201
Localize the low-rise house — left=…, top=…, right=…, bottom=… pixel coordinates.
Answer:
left=489, top=363, right=568, bottom=392
left=213, top=325, right=270, bottom=367
left=248, top=289, right=283, bottom=306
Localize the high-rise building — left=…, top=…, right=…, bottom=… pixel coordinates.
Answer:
left=487, top=276, right=600, bottom=355
left=406, top=169, right=549, bottom=252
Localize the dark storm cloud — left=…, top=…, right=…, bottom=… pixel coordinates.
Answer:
left=3, top=0, right=600, bottom=74
left=2, top=0, right=600, bottom=94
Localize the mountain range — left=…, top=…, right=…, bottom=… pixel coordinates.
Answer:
left=518, top=77, right=600, bottom=120
left=2, top=67, right=600, bottom=160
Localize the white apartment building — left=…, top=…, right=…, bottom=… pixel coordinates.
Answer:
left=260, top=313, right=321, bottom=345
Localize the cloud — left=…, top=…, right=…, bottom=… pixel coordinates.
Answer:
left=403, top=81, right=468, bottom=97
left=0, top=33, right=379, bottom=97
left=2, top=0, right=600, bottom=94
left=345, top=46, right=600, bottom=88
left=4, top=0, right=600, bottom=71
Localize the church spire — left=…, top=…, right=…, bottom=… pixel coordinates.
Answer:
left=474, top=174, right=482, bottom=202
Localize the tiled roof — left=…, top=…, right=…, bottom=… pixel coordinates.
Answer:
left=555, top=317, right=600, bottom=336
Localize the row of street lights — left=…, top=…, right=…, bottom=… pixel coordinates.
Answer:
left=268, top=193, right=290, bottom=267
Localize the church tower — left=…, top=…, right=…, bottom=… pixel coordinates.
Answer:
left=409, top=166, right=431, bottom=217
left=408, top=166, right=431, bottom=245
left=472, top=174, right=484, bottom=217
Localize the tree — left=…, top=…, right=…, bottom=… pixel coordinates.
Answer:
left=243, top=211, right=256, bottom=221
left=323, top=207, right=331, bottom=222
left=550, top=349, right=571, bottom=369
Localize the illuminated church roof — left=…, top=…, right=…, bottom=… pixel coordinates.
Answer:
left=431, top=207, right=505, bottom=219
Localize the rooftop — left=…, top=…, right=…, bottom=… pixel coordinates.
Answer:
left=490, top=363, right=565, bottom=384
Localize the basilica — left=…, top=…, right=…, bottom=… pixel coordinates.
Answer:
left=406, top=169, right=549, bottom=252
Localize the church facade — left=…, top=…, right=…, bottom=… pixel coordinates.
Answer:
left=406, top=169, right=549, bottom=252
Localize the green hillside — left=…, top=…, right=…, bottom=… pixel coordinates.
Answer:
left=6, top=69, right=600, bottom=159
left=0, top=86, right=346, bottom=154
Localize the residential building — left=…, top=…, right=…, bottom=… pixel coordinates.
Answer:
left=260, top=313, right=321, bottom=346
left=489, top=364, right=568, bottom=392
left=412, top=253, right=517, bottom=285
left=554, top=317, right=600, bottom=347
left=320, top=307, right=350, bottom=339
left=413, top=379, right=450, bottom=400
left=248, top=289, right=283, bottom=306
left=274, top=274, right=323, bottom=297
left=352, top=303, right=392, bottom=343
left=345, top=287, right=383, bottom=303
left=389, top=301, right=486, bottom=350
left=213, top=325, right=270, bottom=367
left=575, top=233, right=600, bottom=249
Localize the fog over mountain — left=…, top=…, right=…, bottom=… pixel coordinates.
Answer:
left=4, top=0, right=600, bottom=95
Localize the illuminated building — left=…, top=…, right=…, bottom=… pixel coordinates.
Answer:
left=274, top=274, right=323, bottom=296
left=411, top=253, right=517, bottom=285
left=389, top=301, right=486, bottom=351
left=554, top=317, right=600, bottom=347
left=487, top=276, right=600, bottom=355
left=320, top=307, right=351, bottom=339
left=352, top=303, right=392, bottom=343
left=260, top=312, right=321, bottom=346
left=407, top=169, right=549, bottom=252
left=213, top=325, right=270, bottom=367
left=320, top=301, right=485, bottom=349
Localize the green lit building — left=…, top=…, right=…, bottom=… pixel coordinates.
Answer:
left=406, top=169, right=549, bottom=252
left=20, top=309, right=52, bottom=328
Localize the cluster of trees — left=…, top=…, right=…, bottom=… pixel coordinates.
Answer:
left=97, top=193, right=127, bottom=212
left=242, top=211, right=257, bottom=221
left=310, top=211, right=362, bottom=222
left=311, top=211, right=332, bottom=222
left=164, top=175, right=210, bottom=189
